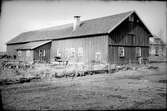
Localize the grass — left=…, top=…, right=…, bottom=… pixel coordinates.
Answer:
left=0, top=63, right=166, bottom=110
left=0, top=61, right=163, bottom=86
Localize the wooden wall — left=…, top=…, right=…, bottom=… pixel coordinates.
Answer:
left=34, top=42, right=51, bottom=63
left=17, top=50, right=34, bottom=64
left=7, top=43, right=34, bottom=63
left=109, top=46, right=149, bottom=64
left=108, top=13, right=150, bottom=64
left=7, top=43, right=26, bottom=56
left=51, top=35, right=108, bottom=64
left=7, top=42, right=51, bottom=63
left=108, top=21, right=150, bottom=46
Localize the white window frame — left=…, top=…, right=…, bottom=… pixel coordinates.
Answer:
left=43, top=49, right=46, bottom=56
left=95, top=52, right=102, bottom=62
left=39, top=50, right=43, bottom=57
left=71, top=48, right=75, bottom=57
left=118, top=47, right=125, bottom=57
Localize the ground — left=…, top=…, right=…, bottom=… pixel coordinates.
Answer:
left=0, top=63, right=166, bottom=110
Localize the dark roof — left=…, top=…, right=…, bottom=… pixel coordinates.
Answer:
left=7, top=10, right=152, bottom=45
left=16, top=40, right=51, bottom=50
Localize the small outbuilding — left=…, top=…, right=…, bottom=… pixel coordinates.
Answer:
left=149, top=36, right=166, bottom=56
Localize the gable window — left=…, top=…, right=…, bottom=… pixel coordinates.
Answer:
left=118, top=47, right=125, bottom=57
left=137, top=19, right=139, bottom=23
left=129, top=15, right=134, bottom=22
left=136, top=47, right=141, bottom=57
left=128, top=34, right=135, bottom=45
left=131, top=35, right=136, bottom=45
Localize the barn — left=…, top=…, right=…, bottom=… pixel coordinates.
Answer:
left=6, top=10, right=152, bottom=65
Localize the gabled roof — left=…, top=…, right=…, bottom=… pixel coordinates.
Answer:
left=7, top=10, right=152, bottom=45
left=17, top=40, right=51, bottom=50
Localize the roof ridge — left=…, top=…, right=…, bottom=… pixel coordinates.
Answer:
left=83, top=10, right=134, bottom=23
left=9, top=10, right=151, bottom=45
left=23, top=10, right=134, bottom=33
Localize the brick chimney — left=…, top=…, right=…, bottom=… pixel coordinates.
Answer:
left=73, top=16, right=81, bottom=31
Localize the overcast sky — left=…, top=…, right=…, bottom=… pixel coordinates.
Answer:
left=0, top=0, right=166, bottom=52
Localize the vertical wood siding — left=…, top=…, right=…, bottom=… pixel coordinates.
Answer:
left=17, top=50, right=34, bottom=64
left=108, top=14, right=150, bottom=64
left=7, top=43, right=34, bottom=63
left=7, top=42, right=51, bottom=63
left=51, top=35, right=108, bottom=64
left=7, top=43, right=26, bottom=56
left=34, top=42, right=51, bottom=62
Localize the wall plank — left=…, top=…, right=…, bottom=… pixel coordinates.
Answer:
left=51, top=35, right=108, bottom=64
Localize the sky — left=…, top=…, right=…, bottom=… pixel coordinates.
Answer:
left=0, top=0, right=166, bottom=52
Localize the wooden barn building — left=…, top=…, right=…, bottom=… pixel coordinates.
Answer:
left=6, top=11, right=152, bottom=64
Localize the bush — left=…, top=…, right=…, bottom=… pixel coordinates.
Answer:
left=147, top=65, right=159, bottom=70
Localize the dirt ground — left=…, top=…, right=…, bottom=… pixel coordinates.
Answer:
left=0, top=63, right=166, bottom=110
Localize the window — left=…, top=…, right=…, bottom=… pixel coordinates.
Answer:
left=78, top=47, right=83, bottom=56
left=43, top=50, right=46, bottom=56
left=39, top=50, right=42, bottom=56
left=136, top=47, right=141, bottom=57
left=57, top=48, right=61, bottom=57
left=155, top=47, right=159, bottom=56
left=26, top=50, right=31, bottom=57
left=95, top=52, right=101, bottom=62
left=65, top=48, right=70, bottom=57
left=71, top=48, right=75, bottom=57
left=128, top=34, right=135, bottom=45
left=129, top=15, right=134, bottom=22
left=118, top=47, right=125, bottom=57
left=39, top=49, right=46, bottom=57
left=137, top=19, right=139, bottom=23
left=132, top=36, right=136, bottom=44
left=13, top=55, right=16, bottom=59
left=17, top=50, right=22, bottom=57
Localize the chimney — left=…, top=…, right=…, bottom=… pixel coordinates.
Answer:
left=73, top=16, right=81, bottom=31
